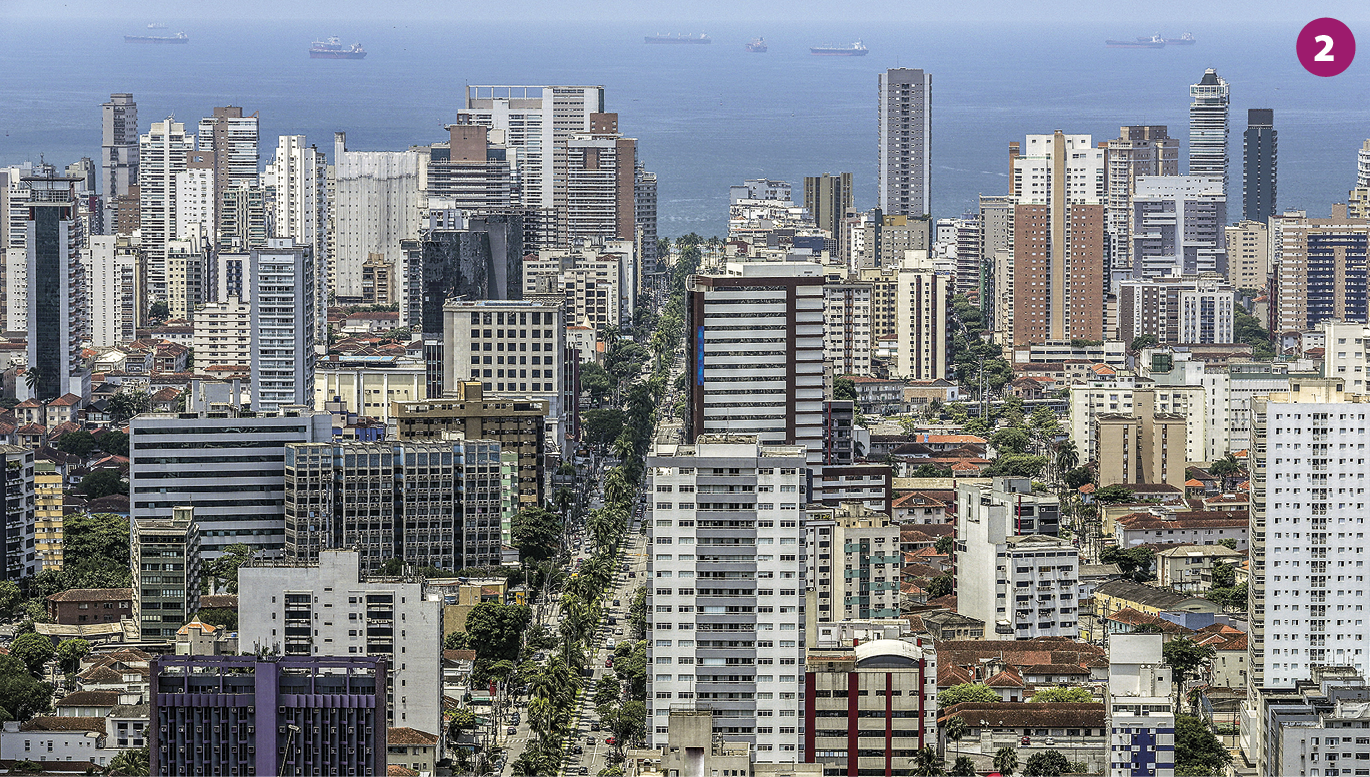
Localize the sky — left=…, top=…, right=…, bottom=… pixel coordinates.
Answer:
left=3, top=0, right=1370, bottom=23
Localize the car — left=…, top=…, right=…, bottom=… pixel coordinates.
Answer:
left=511, top=714, right=521, bottom=724
left=573, top=745, right=583, bottom=755
left=508, top=726, right=517, bottom=735
left=628, top=571, right=636, bottom=578
left=1044, top=737, right=1056, bottom=745
left=615, top=627, right=624, bottom=635
left=590, top=721, right=601, bottom=731
left=605, top=657, right=614, bottom=668
left=1020, top=735, right=1031, bottom=745
left=580, top=768, right=590, bottom=775
left=606, top=737, right=617, bottom=746
left=586, top=736, right=596, bottom=745
left=607, top=616, right=618, bottom=625
left=613, top=599, right=621, bottom=607
left=606, top=639, right=616, bottom=650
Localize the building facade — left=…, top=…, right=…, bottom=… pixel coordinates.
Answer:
left=1225, top=220, right=1270, bottom=291
left=131, top=507, right=201, bottom=641
left=250, top=240, right=316, bottom=411
left=1105, top=126, right=1179, bottom=286
left=1189, top=69, right=1231, bottom=192
left=1107, top=634, right=1175, bottom=777
left=1117, top=274, right=1235, bottom=348
left=1270, top=206, right=1370, bottom=335
left=878, top=68, right=932, bottom=218
left=1244, top=109, right=1277, bottom=223
left=25, top=176, right=90, bottom=401
left=1129, top=176, right=1228, bottom=280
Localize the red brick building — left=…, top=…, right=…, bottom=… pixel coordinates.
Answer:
left=46, top=588, right=134, bottom=625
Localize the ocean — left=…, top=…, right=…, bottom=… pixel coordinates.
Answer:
left=0, top=19, right=1367, bottom=237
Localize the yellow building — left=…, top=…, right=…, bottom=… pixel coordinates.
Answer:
left=34, top=460, right=64, bottom=570
left=429, top=579, right=509, bottom=636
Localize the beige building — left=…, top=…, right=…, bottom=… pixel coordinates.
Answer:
left=1154, top=544, right=1245, bottom=592
left=1070, top=382, right=1206, bottom=466
left=1095, top=411, right=1187, bottom=489
left=430, top=578, right=508, bottom=636
left=1271, top=205, right=1370, bottom=335
left=1225, top=220, right=1269, bottom=291
left=823, top=280, right=873, bottom=376
left=858, top=265, right=898, bottom=341
left=316, top=362, right=426, bottom=421
left=878, top=214, right=931, bottom=266
left=386, top=727, right=438, bottom=776
left=193, top=295, right=252, bottom=371
left=805, top=503, right=900, bottom=623
left=893, top=255, right=949, bottom=380
left=523, top=240, right=636, bottom=329
left=626, top=709, right=824, bottom=775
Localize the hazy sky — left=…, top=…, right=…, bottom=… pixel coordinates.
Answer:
left=4, top=0, right=1369, bottom=23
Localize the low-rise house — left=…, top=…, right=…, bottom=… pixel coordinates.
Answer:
left=1154, top=544, right=1245, bottom=591
left=386, top=727, right=439, bottom=777
left=1091, top=579, right=1224, bottom=620
left=45, top=588, right=134, bottom=626
left=52, top=691, right=122, bottom=719
left=893, top=490, right=952, bottom=524
left=1114, top=509, right=1249, bottom=550
left=936, top=702, right=1108, bottom=773
left=0, top=717, right=126, bottom=769
left=916, top=611, right=985, bottom=640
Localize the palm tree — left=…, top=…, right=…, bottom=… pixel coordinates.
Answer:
left=1054, top=439, right=1079, bottom=479
left=948, top=756, right=976, bottom=777
left=994, top=745, right=1019, bottom=777
left=944, top=714, right=969, bottom=763
left=107, top=746, right=150, bottom=776
left=912, top=745, right=943, bottom=777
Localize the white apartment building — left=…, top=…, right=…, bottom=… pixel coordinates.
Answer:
left=165, top=233, right=206, bottom=320
left=1129, top=176, right=1228, bottom=279
left=1107, top=634, right=1175, bottom=777
left=1259, top=670, right=1370, bottom=777
left=1189, top=69, right=1230, bottom=192
left=83, top=235, right=138, bottom=347
left=804, top=503, right=900, bottom=622
left=1226, top=219, right=1270, bottom=291
left=197, top=106, right=259, bottom=188
left=645, top=436, right=808, bottom=759
left=173, top=166, right=214, bottom=245
left=250, top=239, right=316, bottom=411
left=331, top=132, right=423, bottom=299
left=139, top=118, right=194, bottom=303
left=956, top=477, right=1076, bottom=639
left=1069, top=380, right=1206, bottom=464
left=1323, top=321, right=1370, bottom=395
left=686, top=263, right=826, bottom=466
left=194, top=295, right=252, bottom=370
left=523, top=240, right=637, bottom=328
left=1145, top=352, right=1293, bottom=461
left=878, top=68, right=932, bottom=217
left=239, top=550, right=444, bottom=744
left=265, top=135, right=329, bottom=342
left=822, top=281, right=873, bottom=376
left=893, top=255, right=949, bottom=380
left=441, top=299, right=568, bottom=454
left=1248, top=380, right=1370, bottom=692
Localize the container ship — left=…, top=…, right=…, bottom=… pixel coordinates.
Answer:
left=125, top=31, right=188, bottom=44
left=746, top=37, right=767, bottom=53
left=810, top=40, right=868, bottom=56
left=1106, top=34, right=1165, bottom=48
left=644, top=33, right=711, bottom=44
left=310, top=37, right=366, bottom=59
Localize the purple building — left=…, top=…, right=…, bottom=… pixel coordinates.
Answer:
left=150, top=654, right=388, bottom=776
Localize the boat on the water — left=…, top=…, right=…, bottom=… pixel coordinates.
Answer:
left=125, top=31, right=188, bottom=44
left=644, top=33, right=711, bottom=44
left=310, top=36, right=366, bottom=59
left=1106, top=35, right=1165, bottom=48
left=746, top=37, right=767, bottom=53
left=810, top=40, right=867, bottom=56
left=1165, top=32, right=1196, bottom=45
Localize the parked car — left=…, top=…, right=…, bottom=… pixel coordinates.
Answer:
left=607, top=616, right=618, bottom=625
left=606, top=737, right=617, bottom=746
left=1021, top=735, right=1031, bottom=745
left=590, top=721, right=601, bottom=731
left=586, top=736, right=596, bottom=745
left=508, top=726, right=517, bottom=735
left=612, top=599, right=621, bottom=607
left=573, top=745, right=583, bottom=755
left=628, top=571, right=636, bottom=578
left=605, top=657, right=614, bottom=668
left=510, top=713, right=520, bottom=724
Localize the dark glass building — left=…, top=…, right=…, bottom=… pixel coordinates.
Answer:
left=1243, top=108, right=1278, bottom=223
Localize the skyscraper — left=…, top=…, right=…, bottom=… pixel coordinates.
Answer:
left=1130, top=176, right=1228, bottom=279
left=634, top=162, right=658, bottom=275
left=331, top=132, right=423, bottom=300
left=1009, top=131, right=1106, bottom=346
left=686, top=263, right=826, bottom=466
left=460, top=85, right=606, bottom=246
left=878, top=68, right=931, bottom=218
left=250, top=239, right=315, bottom=411
left=1269, top=205, right=1370, bottom=335
left=196, top=106, right=260, bottom=193
left=264, top=135, right=328, bottom=343
left=1189, top=69, right=1230, bottom=191
left=803, top=172, right=853, bottom=240
left=566, top=113, right=639, bottom=247
left=101, top=93, right=138, bottom=231
left=1105, top=126, right=1179, bottom=285
left=25, top=176, right=90, bottom=401
left=1243, top=109, right=1277, bottom=223
left=139, top=118, right=194, bottom=304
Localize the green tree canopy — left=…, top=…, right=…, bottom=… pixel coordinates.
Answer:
left=934, top=535, right=955, bottom=556
left=833, top=378, right=857, bottom=402
left=1022, top=750, right=1071, bottom=777
left=1164, top=638, right=1216, bottom=692
left=1029, top=686, right=1094, bottom=703
left=1210, top=561, right=1236, bottom=589
left=202, top=544, right=253, bottom=595
left=582, top=409, right=627, bottom=447
left=195, top=608, right=238, bottom=631
left=96, top=430, right=129, bottom=457
left=0, top=580, right=20, bottom=615
left=464, top=602, right=532, bottom=663
left=1175, top=714, right=1231, bottom=776
left=989, top=427, right=1031, bottom=455
left=0, top=654, right=54, bottom=721
left=1129, top=334, right=1159, bottom=352
left=54, top=638, right=91, bottom=673
left=53, top=431, right=97, bottom=458
left=10, top=633, right=55, bottom=677
left=1093, top=484, right=1136, bottom=504
left=910, top=464, right=953, bottom=478
left=444, top=631, right=470, bottom=650
left=984, top=453, right=1047, bottom=479
left=925, top=574, right=954, bottom=599
left=512, top=506, right=563, bottom=563
left=79, top=469, right=126, bottom=499
left=937, top=682, right=999, bottom=709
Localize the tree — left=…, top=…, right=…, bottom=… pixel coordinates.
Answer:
left=95, top=430, right=129, bottom=457
left=53, top=431, right=97, bottom=458
left=107, top=389, right=152, bottom=424
left=833, top=378, right=857, bottom=402
left=911, top=746, right=943, bottom=776
left=1130, top=334, right=1159, bottom=352
left=1210, top=561, right=1236, bottom=589
left=935, top=535, right=955, bottom=556
left=195, top=608, right=238, bottom=631
left=1234, top=308, right=1275, bottom=360
left=1093, top=484, right=1135, bottom=504
left=463, top=602, right=532, bottom=662
left=994, top=746, right=1019, bottom=777
left=984, top=453, right=1047, bottom=479
left=54, top=638, right=90, bottom=673
left=925, top=574, right=954, bottom=599
left=444, top=631, right=470, bottom=650
left=1164, top=638, right=1216, bottom=709
left=1030, top=686, right=1094, bottom=703
left=63, top=513, right=129, bottom=563
left=148, top=301, right=170, bottom=322
left=990, top=427, right=1031, bottom=455
left=937, top=683, right=999, bottom=710
left=911, top=464, right=953, bottom=478
left=1100, top=545, right=1156, bottom=582
left=944, top=714, right=968, bottom=762
left=202, top=544, right=253, bottom=595
left=1053, top=440, right=1079, bottom=479
left=0, top=580, right=20, bottom=616
left=512, top=506, right=563, bottom=563
left=108, top=745, right=150, bottom=776
left=1217, top=538, right=1237, bottom=550
left=581, top=362, right=612, bottom=403
left=0, top=655, right=54, bottom=722
left=581, top=409, right=627, bottom=447
left=948, top=756, right=976, bottom=777
left=79, top=469, right=126, bottom=499
left=1174, top=714, right=1231, bottom=776
left=10, top=632, right=55, bottom=677
left=1022, top=750, right=1070, bottom=777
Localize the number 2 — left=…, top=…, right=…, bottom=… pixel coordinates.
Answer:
left=1316, top=34, right=1335, bottom=61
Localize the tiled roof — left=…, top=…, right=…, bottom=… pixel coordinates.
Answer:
left=443, top=649, right=477, bottom=663
left=387, top=727, right=439, bottom=746
left=1095, top=579, right=1211, bottom=610
left=388, top=767, right=420, bottom=777
left=1116, top=510, right=1248, bottom=530
left=939, top=702, right=1106, bottom=728
left=20, top=716, right=106, bottom=733
left=54, top=690, right=120, bottom=707
left=200, top=594, right=238, bottom=609
left=985, top=667, right=1025, bottom=688
left=46, top=588, right=134, bottom=603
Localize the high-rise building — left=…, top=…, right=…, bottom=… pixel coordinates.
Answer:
left=804, top=503, right=900, bottom=621
left=523, top=240, right=637, bottom=329
left=138, top=118, right=194, bottom=304
left=1094, top=409, right=1189, bottom=489
left=803, top=172, right=853, bottom=242
left=822, top=280, right=873, bottom=376
left=0, top=445, right=35, bottom=581
left=686, top=263, right=826, bottom=466
left=878, top=68, right=932, bottom=217
left=239, top=549, right=442, bottom=736
left=251, top=239, right=315, bottom=411
left=165, top=232, right=207, bottom=320
left=1105, top=126, right=1179, bottom=285
left=82, top=234, right=139, bottom=346
left=953, top=211, right=982, bottom=297
left=196, top=106, right=260, bottom=244
left=265, top=135, right=329, bottom=343
left=635, top=162, right=659, bottom=276
left=1244, top=109, right=1277, bottom=223
left=1225, top=220, right=1270, bottom=291
left=460, top=85, right=605, bottom=246
left=645, top=436, right=808, bottom=758
left=32, top=458, right=62, bottom=571
left=149, top=655, right=388, bottom=777
left=131, top=506, right=201, bottom=640
left=979, top=194, right=1014, bottom=332
left=1256, top=669, right=1370, bottom=777
left=101, top=93, right=138, bottom=231
left=1107, top=634, right=1175, bottom=777
left=1117, top=274, right=1235, bottom=348
left=25, top=176, right=90, bottom=401
left=331, top=132, right=423, bottom=300
left=129, top=407, right=333, bottom=559
left=1129, top=176, right=1228, bottom=279
left=284, top=437, right=506, bottom=570
left=1189, top=69, right=1231, bottom=191
left=173, top=164, right=215, bottom=245
left=1270, top=205, right=1370, bottom=335
left=393, top=383, right=548, bottom=507
left=1009, top=132, right=1106, bottom=346
left=893, top=255, right=949, bottom=380
left=193, top=295, right=252, bottom=370
left=566, top=113, right=639, bottom=247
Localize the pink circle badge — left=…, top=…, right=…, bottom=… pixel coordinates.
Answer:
left=1297, top=18, right=1356, bottom=77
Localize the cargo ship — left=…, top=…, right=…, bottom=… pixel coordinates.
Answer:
left=1106, top=34, right=1165, bottom=48
left=1164, top=32, right=1196, bottom=45
left=125, top=31, right=189, bottom=44
left=746, top=37, right=767, bottom=53
left=644, top=33, right=711, bottom=44
left=810, top=40, right=868, bottom=56
left=310, top=37, right=366, bottom=59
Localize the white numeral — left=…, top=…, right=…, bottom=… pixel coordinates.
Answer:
left=1315, top=34, right=1335, bottom=61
